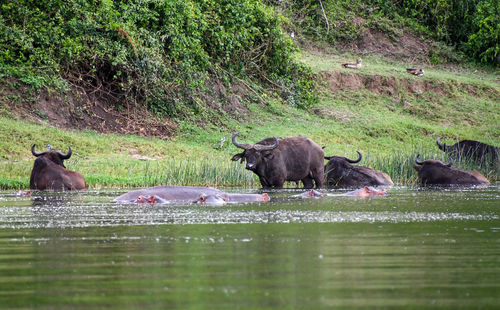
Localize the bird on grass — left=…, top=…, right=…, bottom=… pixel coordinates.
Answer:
left=406, top=68, right=424, bottom=76
left=342, top=58, right=362, bottom=69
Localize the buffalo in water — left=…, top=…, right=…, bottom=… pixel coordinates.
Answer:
left=231, top=133, right=324, bottom=189
left=324, top=151, right=393, bottom=188
left=436, top=137, right=499, bottom=166
left=115, top=186, right=270, bottom=206
left=30, top=144, right=87, bottom=191
left=413, top=155, right=489, bottom=186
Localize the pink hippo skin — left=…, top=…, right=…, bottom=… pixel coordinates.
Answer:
left=344, top=186, right=387, bottom=197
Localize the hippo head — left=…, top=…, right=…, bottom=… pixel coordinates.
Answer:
left=231, top=133, right=279, bottom=172
left=135, top=195, right=164, bottom=204
left=195, top=194, right=227, bottom=206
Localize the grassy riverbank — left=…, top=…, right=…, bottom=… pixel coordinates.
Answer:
left=1, top=51, right=498, bottom=189
left=0, top=0, right=498, bottom=189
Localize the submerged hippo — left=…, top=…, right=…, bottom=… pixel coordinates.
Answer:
left=344, top=186, right=386, bottom=197
left=295, top=186, right=386, bottom=198
left=115, top=186, right=270, bottom=205
left=295, top=189, right=326, bottom=198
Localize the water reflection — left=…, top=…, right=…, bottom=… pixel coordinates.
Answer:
left=0, top=185, right=498, bottom=229
left=0, top=185, right=499, bottom=309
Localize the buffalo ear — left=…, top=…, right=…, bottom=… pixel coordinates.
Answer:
left=231, top=153, right=245, bottom=163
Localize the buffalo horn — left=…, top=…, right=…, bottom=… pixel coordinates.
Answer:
left=345, top=151, right=362, bottom=163
left=58, top=146, right=72, bottom=160
left=436, top=137, right=447, bottom=151
left=415, top=154, right=424, bottom=165
left=232, top=133, right=253, bottom=150
left=31, top=144, right=48, bottom=157
left=253, top=137, right=279, bottom=151
left=446, top=158, right=453, bottom=167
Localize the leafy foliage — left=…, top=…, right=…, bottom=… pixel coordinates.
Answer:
left=0, top=0, right=317, bottom=116
left=375, top=0, right=499, bottom=64
left=268, top=0, right=498, bottom=65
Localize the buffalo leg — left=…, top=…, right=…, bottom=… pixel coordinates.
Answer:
left=301, top=177, right=314, bottom=189
left=311, top=167, right=324, bottom=188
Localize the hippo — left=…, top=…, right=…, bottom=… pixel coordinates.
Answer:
left=115, top=186, right=270, bottom=205
left=295, top=189, right=326, bottom=198
left=343, top=186, right=387, bottom=197
left=294, top=186, right=386, bottom=198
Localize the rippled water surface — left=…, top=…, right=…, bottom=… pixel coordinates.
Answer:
left=0, top=185, right=499, bottom=309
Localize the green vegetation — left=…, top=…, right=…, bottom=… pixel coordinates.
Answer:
left=272, top=0, right=499, bottom=64
left=1, top=50, right=498, bottom=189
left=0, top=1, right=498, bottom=189
left=0, top=0, right=316, bottom=116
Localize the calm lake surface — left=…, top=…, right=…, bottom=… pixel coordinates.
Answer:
left=0, top=185, right=499, bottom=309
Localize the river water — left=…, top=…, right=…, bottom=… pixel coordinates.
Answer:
left=0, top=185, right=499, bottom=309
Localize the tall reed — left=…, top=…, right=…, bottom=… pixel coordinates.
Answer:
left=1, top=152, right=497, bottom=190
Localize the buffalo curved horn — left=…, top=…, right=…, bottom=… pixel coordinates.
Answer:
left=345, top=151, right=362, bottom=163
left=446, top=158, right=453, bottom=167
left=31, top=144, right=48, bottom=157
left=253, top=137, right=279, bottom=151
left=415, top=154, right=424, bottom=165
left=436, top=137, right=447, bottom=151
left=232, top=133, right=253, bottom=150
left=57, top=146, right=72, bottom=160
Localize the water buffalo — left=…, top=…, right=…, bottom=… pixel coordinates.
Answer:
left=115, top=185, right=270, bottom=206
left=413, top=155, right=489, bottom=186
left=231, top=133, right=324, bottom=189
left=436, top=137, right=499, bottom=165
left=30, top=144, right=87, bottom=191
left=324, top=151, right=393, bottom=188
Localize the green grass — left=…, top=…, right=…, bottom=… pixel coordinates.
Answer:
left=0, top=51, right=498, bottom=189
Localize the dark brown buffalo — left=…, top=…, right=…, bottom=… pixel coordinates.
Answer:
left=231, top=133, right=324, bottom=188
left=413, top=155, right=489, bottom=186
left=436, top=137, right=499, bottom=165
left=30, top=144, right=87, bottom=191
left=324, top=151, right=393, bottom=188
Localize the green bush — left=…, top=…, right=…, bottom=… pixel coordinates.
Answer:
left=0, top=0, right=317, bottom=116
left=374, top=0, right=499, bottom=64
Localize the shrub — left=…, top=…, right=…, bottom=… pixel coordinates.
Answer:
left=0, top=0, right=317, bottom=116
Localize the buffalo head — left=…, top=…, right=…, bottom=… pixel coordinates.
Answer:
left=231, top=133, right=279, bottom=172
left=31, top=144, right=72, bottom=168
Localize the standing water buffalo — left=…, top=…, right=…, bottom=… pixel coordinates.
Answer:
left=324, top=151, right=393, bottom=188
left=114, top=186, right=270, bottom=206
left=413, top=155, right=489, bottom=186
left=30, top=144, right=87, bottom=191
left=231, top=133, right=324, bottom=189
left=436, top=137, right=499, bottom=165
